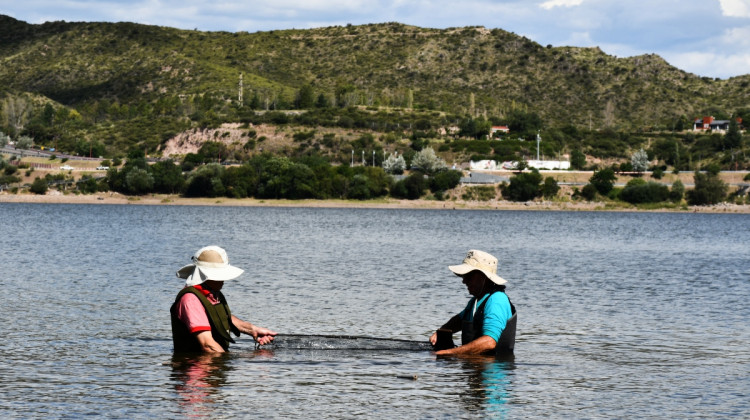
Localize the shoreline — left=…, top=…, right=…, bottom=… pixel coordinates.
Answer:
left=2, top=191, right=749, bottom=213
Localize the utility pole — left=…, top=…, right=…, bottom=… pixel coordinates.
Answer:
left=536, top=131, right=541, bottom=161
left=238, top=73, right=243, bottom=107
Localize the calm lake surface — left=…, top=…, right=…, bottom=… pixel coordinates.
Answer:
left=1, top=203, right=748, bottom=418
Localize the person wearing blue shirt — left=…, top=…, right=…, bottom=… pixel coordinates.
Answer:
left=430, top=250, right=516, bottom=356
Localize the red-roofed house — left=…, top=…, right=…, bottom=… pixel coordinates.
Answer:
left=693, top=116, right=743, bottom=132
left=491, top=126, right=510, bottom=137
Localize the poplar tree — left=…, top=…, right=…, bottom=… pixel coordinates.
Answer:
left=725, top=119, right=742, bottom=149
left=631, top=148, right=649, bottom=173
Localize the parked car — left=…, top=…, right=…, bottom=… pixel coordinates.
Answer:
left=60, top=165, right=74, bottom=170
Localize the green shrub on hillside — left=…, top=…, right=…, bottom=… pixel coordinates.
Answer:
left=30, top=177, right=48, bottom=195
left=391, top=173, right=427, bottom=200
left=581, top=184, right=598, bottom=201
left=687, top=171, right=728, bottom=205
left=462, top=185, right=497, bottom=201
left=502, top=169, right=543, bottom=202
left=620, top=180, right=669, bottom=204
left=429, top=170, right=462, bottom=194
left=590, top=168, right=616, bottom=195
left=541, top=177, right=560, bottom=199
left=670, top=180, right=685, bottom=202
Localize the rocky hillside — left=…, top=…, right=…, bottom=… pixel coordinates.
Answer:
left=2, top=15, right=748, bottom=130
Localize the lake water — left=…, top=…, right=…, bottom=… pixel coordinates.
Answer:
left=1, top=203, right=748, bottom=418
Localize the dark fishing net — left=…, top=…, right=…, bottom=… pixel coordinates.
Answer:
left=260, top=334, right=433, bottom=351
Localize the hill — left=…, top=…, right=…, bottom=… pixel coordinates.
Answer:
left=0, top=15, right=748, bottom=167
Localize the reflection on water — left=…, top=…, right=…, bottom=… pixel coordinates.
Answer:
left=171, top=354, right=232, bottom=418
left=443, top=355, right=515, bottom=416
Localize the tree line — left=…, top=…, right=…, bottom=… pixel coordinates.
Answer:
left=65, top=151, right=460, bottom=201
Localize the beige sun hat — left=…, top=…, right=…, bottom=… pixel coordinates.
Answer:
left=176, top=246, right=244, bottom=287
left=448, top=249, right=507, bottom=285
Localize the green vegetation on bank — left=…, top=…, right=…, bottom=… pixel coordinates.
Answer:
left=93, top=150, right=461, bottom=201
left=5, top=150, right=744, bottom=210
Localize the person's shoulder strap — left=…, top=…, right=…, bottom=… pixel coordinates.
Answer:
left=215, top=291, right=240, bottom=337
left=174, top=286, right=201, bottom=303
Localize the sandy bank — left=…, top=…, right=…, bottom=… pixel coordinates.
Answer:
left=2, top=191, right=749, bottom=213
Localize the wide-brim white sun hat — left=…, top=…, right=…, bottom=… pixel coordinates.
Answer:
left=448, top=249, right=507, bottom=285
left=176, top=246, right=244, bottom=287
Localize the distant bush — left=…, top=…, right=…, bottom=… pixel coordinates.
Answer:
left=589, top=168, right=616, bottom=195
left=266, top=111, right=289, bottom=125
left=703, top=163, right=721, bottom=176
left=4, top=165, right=18, bottom=176
left=570, top=149, right=586, bottom=170
left=184, top=163, right=225, bottom=198
left=541, top=176, right=560, bottom=198
left=293, top=130, right=316, bottom=142
left=670, top=180, right=685, bottom=202
left=502, top=169, right=542, bottom=202
left=687, top=171, right=727, bottom=205
left=620, top=180, right=669, bottom=204
left=462, top=185, right=497, bottom=201
left=76, top=176, right=100, bottom=194
left=30, top=178, right=48, bottom=195
left=581, top=184, right=598, bottom=201
left=390, top=173, right=427, bottom=199
left=15, top=136, right=33, bottom=150
left=198, top=142, right=228, bottom=162
left=429, top=170, right=462, bottom=193
left=125, top=168, right=155, bottom=195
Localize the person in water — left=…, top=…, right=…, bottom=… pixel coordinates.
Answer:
left=171, top=246, right=277, bottom=353
left=430, top=250, right=516, bottom=356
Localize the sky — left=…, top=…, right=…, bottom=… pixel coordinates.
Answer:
left=3, top=0, right=750, bottom=79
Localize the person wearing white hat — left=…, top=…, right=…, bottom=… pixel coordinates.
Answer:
left=170, top=246, right=277, bottom=353
left=429, top=250, right=516, bottom=356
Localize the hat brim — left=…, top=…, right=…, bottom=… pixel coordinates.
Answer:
left=177, top=264, right=244, bottom=281
left=449, top=263, right=507, bottom=285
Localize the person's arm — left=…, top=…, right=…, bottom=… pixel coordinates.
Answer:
left=231, top=315, right=278, bottom=345
left=435, top=335, right=496, bottom=356
left=176, top=293, right=224, bottom=353
left=436, top=293, right=509, bottom=356
left=429, top=314, right=462, bottom=345
left=194, top=330, right=226, bottom=353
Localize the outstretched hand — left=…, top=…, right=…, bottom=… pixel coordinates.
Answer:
left=230, top=315, right=277, bottom=346
left=251, top=326, right=278, bottom=346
